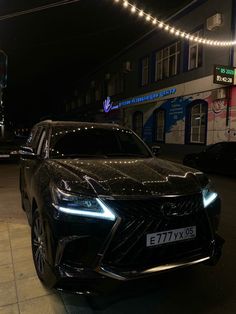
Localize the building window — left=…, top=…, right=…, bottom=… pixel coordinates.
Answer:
left=95, top=85, right=102, bottom=101
left=65, top=103, right=70, bottom=112
left=71, top=101, right=76, bottom=110
left=153, top=109, right=165, bottom=142
left=141, top=57, right=149, bottom=86
left=108, top=73, right=124, bottom=96
left=189, top=101, right=207, bottom=144
left=188, top=30, right=203, bottom=70
left=77, top=98, right=81, bottom=107
left=85, top=91, right=91, bottom=105
left=133, top=112, right=143, bottom=137
left=155, top=42, right=180, bottom=81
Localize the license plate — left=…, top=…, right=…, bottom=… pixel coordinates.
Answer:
left=146, top=226, right=196, bottom=247
left=0, top=154, right=10, bottom=158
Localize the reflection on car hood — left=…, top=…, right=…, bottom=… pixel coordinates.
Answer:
left=46, top=158, right=202, bottom=197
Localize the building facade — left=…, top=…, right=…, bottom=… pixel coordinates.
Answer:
left=66, top=0, right=236, bottom=153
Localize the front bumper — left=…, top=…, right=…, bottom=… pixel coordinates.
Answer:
left=47, top=194, right=223, bottom=289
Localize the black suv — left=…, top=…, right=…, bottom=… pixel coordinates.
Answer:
left=19, top=120, right=224, bottom=292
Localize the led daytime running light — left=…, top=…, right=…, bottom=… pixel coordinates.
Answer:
left=53, top=198, right=116, bottom=221
left=203, top=190, right=218, bottom=208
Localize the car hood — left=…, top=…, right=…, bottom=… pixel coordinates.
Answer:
left=46, top=158, right=203, bottom=198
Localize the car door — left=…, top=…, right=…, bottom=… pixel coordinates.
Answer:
left=220, top=142, right=236, bottom=175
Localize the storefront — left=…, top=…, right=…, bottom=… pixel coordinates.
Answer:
left=104, top=76, right=236, bottom=147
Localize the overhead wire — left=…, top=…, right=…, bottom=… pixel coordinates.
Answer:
left=0, top=0, right=80, bottom=21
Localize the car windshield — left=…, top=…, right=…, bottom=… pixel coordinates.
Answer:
left=50, top=126, right=152, bottom=159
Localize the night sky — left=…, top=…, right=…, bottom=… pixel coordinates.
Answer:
left=0, top=0, right=192, bottom=127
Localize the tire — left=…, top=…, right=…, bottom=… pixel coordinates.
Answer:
left=31, top=209, right=58, bottom=289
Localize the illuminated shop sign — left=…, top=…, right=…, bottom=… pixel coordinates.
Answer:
left=213, top=65, right=236, bottom=85
left=103, top=96, right=113, bottom=113
left=103, top=88, right=177, bottom=113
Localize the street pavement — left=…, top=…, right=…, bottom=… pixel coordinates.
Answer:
left=0, top=163, right=235, bottom=314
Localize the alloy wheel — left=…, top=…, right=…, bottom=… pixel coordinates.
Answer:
left=32, top=214, right=46, bottom=275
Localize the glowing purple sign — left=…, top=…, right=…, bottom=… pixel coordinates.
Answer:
left=103, top=88, right=177, bottom=113
left=103, top=97, right=113, bottom=113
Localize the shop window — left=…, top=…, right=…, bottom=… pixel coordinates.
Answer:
left=141, top=57, right=149, bottom=86
left=133, top=112, right=143, bottom=138
left=188, top=30, right=203, bottom=70
left=187, top=101, right=207, bottom=144
left=153, top=109, right=165, bottom=142
left=155, top=42, right=180, bottom=81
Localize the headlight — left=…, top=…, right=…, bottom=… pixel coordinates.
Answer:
left=51, top=186, right=116, bottom=221
left=202, top=183, right=218, bottom=208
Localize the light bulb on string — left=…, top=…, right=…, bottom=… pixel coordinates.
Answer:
left=112, top=0, right=236, bottom=47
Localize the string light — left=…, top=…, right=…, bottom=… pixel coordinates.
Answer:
left=113, top=0, right=236, bottom=47
left=123, top=0, right=128, bottom=7
left=139, top=10, right=143, bottom=17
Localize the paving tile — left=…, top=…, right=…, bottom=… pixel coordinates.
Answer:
left=0, top=250, right=12, bottom=267
left=16, top=276, right=51, bottom=302
left=19, top=294, right=66, bottom=314
left=0, top=239, right=11, bottom=253
left=0, top=223, right=8, bottom=233
left=0, top=231, right=10, bottom=242
left=0, top=264, right=14, bottom=283
left=12, top=247, right=32, bottom=264
left=0, top=281, right=17, bottom=307
left=10, top=237, right=31, bottom=250
left=8, top=226, right=30, bottom=240
left=8, top=224, right=29, bottom=232
left=0, top=303, right=19, bottom=314
left=14, top=259, right=37, bottom=281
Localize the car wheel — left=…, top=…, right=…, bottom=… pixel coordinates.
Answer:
left=31, top=209, right=58, bottom=289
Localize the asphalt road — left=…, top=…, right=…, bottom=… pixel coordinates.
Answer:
left=0, top=163, right=236, bottom=313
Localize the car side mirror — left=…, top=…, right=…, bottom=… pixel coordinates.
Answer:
left=19, top=146, right=37, bottom=159
left=152, top=145, right=161, bottom=156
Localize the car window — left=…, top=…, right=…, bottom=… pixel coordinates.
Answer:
left=31, top=127, right=44, bottom=152
left=206, top=143, right=224, bottom=155
left=37, top=130, right=47, bottom=155
left=26, top=127, right=37, bottom=147
left=224, top=143, right=236, bottom=154
left=50, top=127, right=151, bottom=158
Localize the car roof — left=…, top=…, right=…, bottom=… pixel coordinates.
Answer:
left=34, top=120, right=125, bottom=129
left=209, top=141, right=236, bottom=145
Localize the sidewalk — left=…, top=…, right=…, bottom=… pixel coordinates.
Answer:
left=0, top=220, right=67, bottom=314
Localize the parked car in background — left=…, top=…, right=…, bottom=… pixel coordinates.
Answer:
left=183, top=142, right=236, bottom=175
left=0, top=138, right=25, bottom=162
left=19, top=121, right=224, bottom=292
